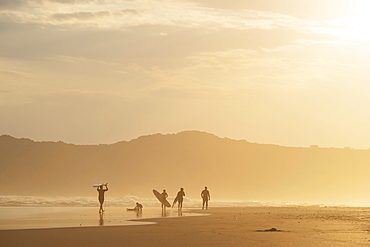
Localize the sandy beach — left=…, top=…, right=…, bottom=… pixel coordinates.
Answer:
left=1, top=206, right=370, bottom=246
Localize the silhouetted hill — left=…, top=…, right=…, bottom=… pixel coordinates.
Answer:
left=1, top=131, right=370, bottom=205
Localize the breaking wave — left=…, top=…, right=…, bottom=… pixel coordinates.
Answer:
left=0, top=195, right=302, bottom=208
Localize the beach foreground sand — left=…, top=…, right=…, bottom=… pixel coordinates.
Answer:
left=1, top=206, right=370, bottom=246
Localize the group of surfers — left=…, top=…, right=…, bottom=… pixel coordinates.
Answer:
left=96, top=185, right=211, bottom=213
left=159, top=187, right=211, bottom=210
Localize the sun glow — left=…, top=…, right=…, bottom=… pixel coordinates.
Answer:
left=354, top=0, right=370, bottom=19
left=343, top=0, right=370, bottom=41
left=329, top=0, right=370, bottom=42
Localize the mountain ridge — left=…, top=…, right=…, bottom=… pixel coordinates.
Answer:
left=1, top=131, right=369, bottom=205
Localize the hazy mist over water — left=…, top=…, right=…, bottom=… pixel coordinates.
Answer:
left=0, top=195, right=347, bottom=208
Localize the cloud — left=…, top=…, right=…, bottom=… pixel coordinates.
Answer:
left=51, top=11, right=111, bottom=21
left=148, top=86, right=217, bottom=99
left=1, top=17, right=327, bottom=70
left=0, top=0, right=321, bottom=31
left=0, top=0, right=41, bottom=10
left=50, top=8, right=139, bottom=21
left=184, top=0, right=355, bottom=19
left=0, top=0, right=118, bottom=10
left=0, top=0, right=358, bottom=46
left=0, top=68, right=28, bottom=77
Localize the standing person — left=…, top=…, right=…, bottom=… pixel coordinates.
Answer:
left=97, top=184, right=108, bottom=213
left=176, top=188, right=186, bottom=210
left=161, top=189, right=168, bottom=210
left=201, top=186, right=210, bottom=210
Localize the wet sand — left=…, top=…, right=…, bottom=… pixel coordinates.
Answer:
left=1, top=206, right=370, bottom=246
left=0, top=207, right=201, bottom=230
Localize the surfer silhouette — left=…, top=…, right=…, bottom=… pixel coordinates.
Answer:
left=97, top=184, right=108, bottom=213
left=134, top=202, right=143, bottom=211
left=201, top=186, right=210, bottom=210
left=161, top=189, right=168, bottom=210
left=175, top=188, right=186, bottom=209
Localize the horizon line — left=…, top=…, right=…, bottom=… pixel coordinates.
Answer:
left=0, top=131, right=368, bottom=150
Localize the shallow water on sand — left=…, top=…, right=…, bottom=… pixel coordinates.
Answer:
left=0, top=207, right=204, bottom=230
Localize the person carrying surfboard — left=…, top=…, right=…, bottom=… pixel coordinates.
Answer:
left=201, top=186, right=210, bottom=210
left=161, top=189, right=168, bottom=210
left=153, top=189, right=171, bottom=209
left=97, top=184, right=108, bottom=213
left=174, top=188, right=186, bottom=209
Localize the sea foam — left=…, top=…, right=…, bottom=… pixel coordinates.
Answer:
left=0, top=195, right=300, bottom=208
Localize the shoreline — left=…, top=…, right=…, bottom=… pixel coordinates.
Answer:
left=3, top=194, right=353, bottom=208
left=0, top=206, right=207, bottom=230
left=1, top=206, right=370, bottom=246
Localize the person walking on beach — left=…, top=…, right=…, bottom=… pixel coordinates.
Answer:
left=97, top=184, right=108, bottom=213
left=201, top=186, right=210, bottom=210
left=161, top=189, right=168, bottom=210
left=176, top=188, right=186, bottom=210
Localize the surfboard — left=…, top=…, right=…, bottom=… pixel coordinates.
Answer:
left=93, top=183, right=108, bottom=187
left=172, top=196, right=179, bottom=208
left=126, top=208, right=137, bottom=211
left=153, top=189, right=171, bottom=207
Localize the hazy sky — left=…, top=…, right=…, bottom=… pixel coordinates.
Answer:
left=1, top=0, right=370, bottom=148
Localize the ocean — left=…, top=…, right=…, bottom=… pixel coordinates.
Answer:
left=0, top=195, right=298, bottom=208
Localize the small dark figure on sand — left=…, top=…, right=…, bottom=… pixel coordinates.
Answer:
left=97, top=184, right=108, bottom=213
left=134, top=202, right=143, bottom=211
left=201, top=186, right=210, bottom=210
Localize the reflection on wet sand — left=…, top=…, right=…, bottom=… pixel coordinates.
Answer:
left=0, top=207, right=207, bottom=230
left=136, top=210, right=142, bottom=218
left=177, top=209, right=183, bottom=217
left=161, top=208, right=167, bottom=217
left=99, top=212, right=104, bottom=226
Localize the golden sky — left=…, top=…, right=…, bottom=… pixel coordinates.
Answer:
left=1, top=0, right=370, bottom=148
